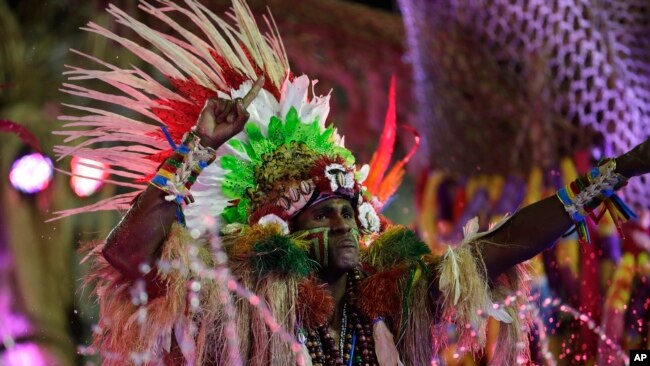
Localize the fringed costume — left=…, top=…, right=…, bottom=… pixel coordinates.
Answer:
left=82, top=221, right=531, bottom=365
left=58, top=1, right=533, bottom=364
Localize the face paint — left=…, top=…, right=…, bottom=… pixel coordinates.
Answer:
left=294, top=227, right=361, bottom=269
left=299, top=227, right=330, bottom=267
left=347, top=228, right=361, bottom=248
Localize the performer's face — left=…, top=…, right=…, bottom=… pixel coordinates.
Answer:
left=293, top=198, right=360, bottom=274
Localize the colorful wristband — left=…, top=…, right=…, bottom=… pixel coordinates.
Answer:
left=150, top=129, right=217, bottom=208
left=556, top=159, right=636, bottom=244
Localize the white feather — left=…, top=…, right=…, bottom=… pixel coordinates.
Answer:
left=373, top=320, right=403, bottom=366
left=487, top=305, right=513, bottom=324
left=439, top=246, right=461, bottom=305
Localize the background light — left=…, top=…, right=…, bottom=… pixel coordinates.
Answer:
left=9, top=153, right=53, bottom=194
left=70, top=157, right=109, bottom=197
left=0, top=343, right=47, bottom=366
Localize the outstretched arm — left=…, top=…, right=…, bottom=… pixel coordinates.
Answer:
left=102, top=78, right=263, bottom=282
left=479, top=138, right=650, bottom=281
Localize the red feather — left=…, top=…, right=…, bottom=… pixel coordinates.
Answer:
left=297, top=278, right=335, bottom=328
left=310, top=156, right=347, bottom=193
left=364, top=78, right=421, bottom=205
left=249, top=204, right=291, bottom=224
left=169, top=78, right=218, bottom=105
left=209, top=48, right=282, bottom=100
left=357, top=267, right=405, bottom=324
left=152, top=77, right=216, bottom=143
left=365, top=76, right=397, bottom=193
left=210, top=49, right=249, bottom=92
left=375, top=125, right=421, bottom=203
left=0, top=119, right=42, bottom=152
left=145, top=77, right=218, bottom=169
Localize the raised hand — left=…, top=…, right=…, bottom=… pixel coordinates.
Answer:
left=103, top=76, right=266, bottom=283
left=194, top=76, right=264, bottom=149
left=616, top=137, right=650, bottom=178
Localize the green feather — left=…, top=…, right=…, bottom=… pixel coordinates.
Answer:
left=220, top=155, right=238, bottom=170
left=317, top=127, right=333, bottom=146
left=400, top=265, right=416, bottom=336
left=220, top=199, right=250, bottom=224
left=268, top=116, right=285, bottom=145
left=221, top=206, right=241, bottom=224
left=293, top=119, right=317, bottom=145
left=365, top=227, right=431, bottom=271
left=284, top=107, right=300, bottom=139
left=221, top=180, right=241, bottom=199
left=239, top=123, right=260, bottom=162
left=332, top=146, right=355, bottom=165
left=246, top=123, right=275, bottom=157
left=219, top=106, right=358, bottom=223
left=220, top=156, right=254, bottom=198
left=236, top=199, right=250, bottom=222
left=251, top=235, right=316, bottom=277
left=246, top=121, right=265, bottom=141
left=228, top=139, right=246, bottom=153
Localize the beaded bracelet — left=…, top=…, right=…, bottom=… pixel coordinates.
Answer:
left=556, top=159, right=636, bottom=244
left=150, top=129, right=216, bottom=208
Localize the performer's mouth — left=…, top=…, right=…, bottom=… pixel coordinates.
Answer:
left=336, top=237, right=358, bottom=249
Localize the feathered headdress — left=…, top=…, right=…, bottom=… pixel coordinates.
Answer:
left=54, top=0, right=415, bottom=236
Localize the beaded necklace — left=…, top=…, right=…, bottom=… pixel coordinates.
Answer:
left=340, top=303, right=348, bottom=353
left=305, top=269, right=378, bottom=366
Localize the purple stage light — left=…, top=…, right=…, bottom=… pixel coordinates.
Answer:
left=0, top=343, right=46, bottom=366
left=9, top=153, right=53, bottom=194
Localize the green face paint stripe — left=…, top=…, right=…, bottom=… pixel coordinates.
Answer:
left=318, top=234, right=328, bottom=267
left=350, top=227, right=360, bottom=248
left=309, top=231, right=328, bottom=267
left=296, top=227, right=330, bottom=267
left=293, top=227, right=362, bottom=268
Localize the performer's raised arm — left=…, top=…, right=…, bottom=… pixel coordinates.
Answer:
left=102, top=78, right=263, bottom=282
left=477, top=138, right=650, bottom=280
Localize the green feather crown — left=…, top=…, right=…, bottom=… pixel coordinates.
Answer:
left=220, top=106, right=356, bottom=225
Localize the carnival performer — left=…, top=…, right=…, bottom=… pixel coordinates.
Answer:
left=57, top=1, right=650, bottom=365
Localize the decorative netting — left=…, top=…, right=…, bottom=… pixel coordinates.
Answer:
left=399, top=0, right=650, bottom=208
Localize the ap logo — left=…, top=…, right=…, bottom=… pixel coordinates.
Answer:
left=631, top=350, right=650, bottom=365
